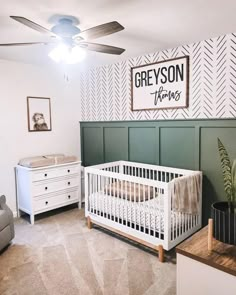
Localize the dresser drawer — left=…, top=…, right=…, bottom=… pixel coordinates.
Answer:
left=34, top=190, right=78, bottom=212
left=32, top=164, right=80, bottom=182
left=32, top=169, right=58, bottom=182
left=56, top=165, right=80, bottom=178
left=32, top=176, right=79, bottom=196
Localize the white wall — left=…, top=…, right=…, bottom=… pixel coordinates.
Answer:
left=0, top=59, right=81, bottom=214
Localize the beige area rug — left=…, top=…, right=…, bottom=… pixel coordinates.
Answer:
left=0, top=206, right=176, bottom=295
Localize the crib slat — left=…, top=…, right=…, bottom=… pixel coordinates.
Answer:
left=125, top=180, right=128, bottom=226
left=158, top=187, right=161, bottom=238
left=152, top=185, right=155, bottom=235
left=93, top=174, right=95, bottom=214
left=143, top=184, right=145, bottom=234
left=96, top=174, right=99, bottom=216
left=184, top=213, right=187, bottom=233
left=121, top=179, right=124, bottom=224
left=92, top=174, right=95, bottom=213
left=103, top=176, right=106, bottom=218
left=90, top=174, right=93, bottom=213
left=148, top=185, right=150, bottom=235
left=90, top=174, right=92, bottom=213
left=134, top=182, right=136, bottom=229
left=112, top=177, right=114, bottom=221
left=88, top=174, right=90, bottom=212
left=129, top=181, right=132, bottom=226
left=138, top=183, right=141, bottom=232
left=116, top=178, right=118, bottom=222
left=109, top=177, right=112, bottom=220
left=175, top=212, right=178, bottom=240
left=179, top=213, right=182, bottom=236
left=105, top=176, right=107, bottom=217
left=98, top=175, right=101, bottom=216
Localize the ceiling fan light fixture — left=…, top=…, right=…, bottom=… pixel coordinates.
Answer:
left=65, top=46, right=86, bottom=64
left=48, top=43, right=69, bottom=63
left=48, top=44, right=86, bottom=64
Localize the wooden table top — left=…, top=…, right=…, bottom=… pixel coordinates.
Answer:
left=176, top=226, right=236, bottom=277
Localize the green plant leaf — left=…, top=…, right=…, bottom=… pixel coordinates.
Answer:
left=217, top=138, right=233, bottom=202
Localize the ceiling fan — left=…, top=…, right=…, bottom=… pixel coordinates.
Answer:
left=0, top=16, right=125, bottom=63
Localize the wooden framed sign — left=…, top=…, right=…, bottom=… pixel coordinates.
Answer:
left=131, top=56, right=189, bottom=111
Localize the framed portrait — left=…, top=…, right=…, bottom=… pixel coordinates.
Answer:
left=27, top=97, right=52, bottom=132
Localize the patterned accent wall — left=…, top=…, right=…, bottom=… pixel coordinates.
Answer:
left=80, top=32, right=236, bottom=121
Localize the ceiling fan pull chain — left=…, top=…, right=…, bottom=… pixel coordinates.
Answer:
left=64, top=73, right=69, bottom=82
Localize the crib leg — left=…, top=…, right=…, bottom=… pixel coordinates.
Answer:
left=208, top=218, right=213, bottom=251
left=158, top=245, right=164, bottom=263
left=87, top=217, right=93, bottom=229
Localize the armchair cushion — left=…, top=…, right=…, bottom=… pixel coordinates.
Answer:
left=0, top=195, right=14, bottom=251
left=0, top=210, right=10, bottom=231
left=0, top=194, right=6, bottom=207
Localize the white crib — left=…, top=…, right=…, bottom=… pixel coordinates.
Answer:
left=85, top=161, right=202, bottom=261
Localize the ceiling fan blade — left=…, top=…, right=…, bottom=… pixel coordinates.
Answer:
left=0, top=42, right=52, bottom=46
left=10, top=16, right=58, bottom=37
left=79, top=42, right=125, bottom=55
left=74, top=21, right=124, bottom=41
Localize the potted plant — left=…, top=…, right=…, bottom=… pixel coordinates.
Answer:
left=211, top=138, right=236, bottom=245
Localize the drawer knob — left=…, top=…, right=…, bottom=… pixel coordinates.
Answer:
left=67, top=169, right=70, bottom=173
left=68, top=182, right=71, bottom=185
left=45, top=187, right=48, bottom=190
left=45, top=201, right=48, bottom=205
left=68, top=195, right=71, bottom=199
left=44, top=173, right=47, bottom=177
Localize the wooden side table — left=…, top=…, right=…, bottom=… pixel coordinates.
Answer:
left=176, top=226, right=236, bottom=295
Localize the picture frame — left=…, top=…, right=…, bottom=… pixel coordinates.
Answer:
left=131, top=56, right=189, bottom=111
left=27, top=96, right=52, bottom=132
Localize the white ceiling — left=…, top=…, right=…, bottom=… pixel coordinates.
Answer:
left=1, top=0, right=236, bottom=69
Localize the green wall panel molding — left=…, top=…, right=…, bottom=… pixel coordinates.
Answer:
left=160, top=127, right=195, bottom=170
left=80, top=119, right=236, bottom=225
left=129, top=127, right=157, bottom=164
left=82, top=127, right=104, bottom=166
left=104, top=127, right=128, bottom=162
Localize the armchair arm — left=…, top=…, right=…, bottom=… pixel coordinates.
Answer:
left=0, top=195, right=14, bottom=240
left=0, top=195, right=7, bottom=209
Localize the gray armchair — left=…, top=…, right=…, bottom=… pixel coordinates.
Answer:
left=0, top=195, right=14, bottom=251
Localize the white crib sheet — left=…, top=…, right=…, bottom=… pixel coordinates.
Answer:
left=88, top=193, right=184, bottom=234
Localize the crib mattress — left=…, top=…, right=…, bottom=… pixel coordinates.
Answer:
left=88, top=193, right=182, bottom=234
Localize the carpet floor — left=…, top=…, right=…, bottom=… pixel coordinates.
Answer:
left=0, top=206, right=176, bottom=295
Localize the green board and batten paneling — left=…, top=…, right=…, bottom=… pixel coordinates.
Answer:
left=80, top=119, right=236, bottom=225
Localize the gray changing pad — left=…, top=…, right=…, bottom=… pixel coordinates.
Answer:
left=18, top=154, right=78, bottom=168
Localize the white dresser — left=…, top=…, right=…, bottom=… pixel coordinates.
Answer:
left=16, top=161, right=81, bottom=224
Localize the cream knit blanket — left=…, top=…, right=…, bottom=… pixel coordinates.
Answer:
left=169, top=172, right=202, bottom=214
